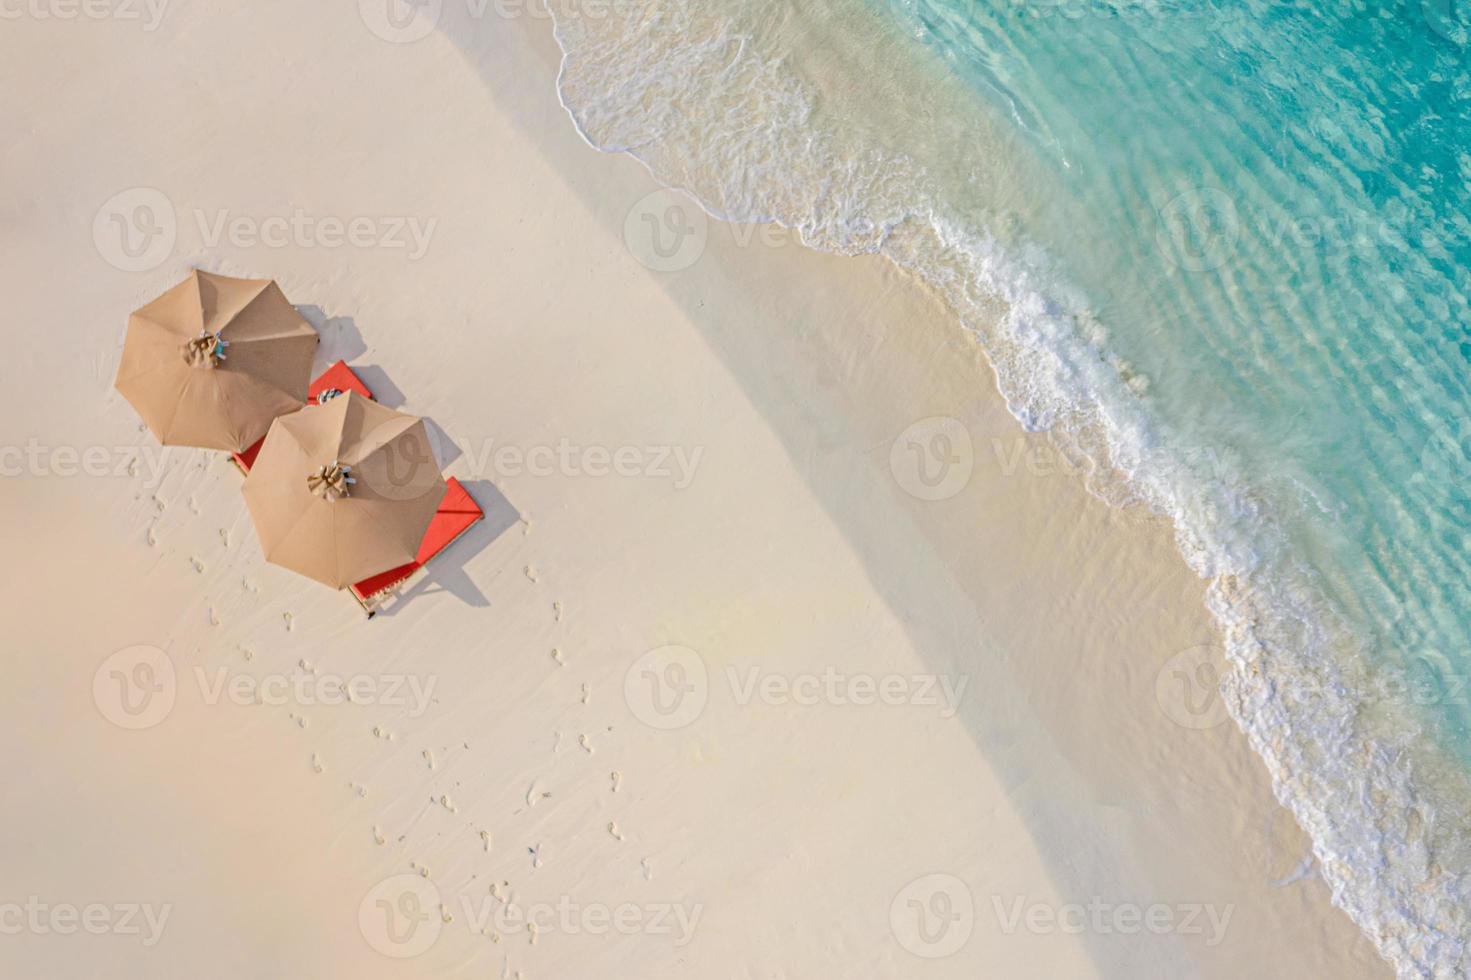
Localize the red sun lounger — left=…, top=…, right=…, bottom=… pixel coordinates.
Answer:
left=233, top=360, right=484, bottom=616
left=231, top=360, right=375, bottom=473
left=350, top=477, right=484, bottom=617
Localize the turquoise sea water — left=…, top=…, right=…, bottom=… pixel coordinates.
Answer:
left=547, top=0, right=1470, bottom=972
left=896, top=0, right=1471, bottom=747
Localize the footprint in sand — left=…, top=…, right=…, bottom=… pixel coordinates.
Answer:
left=641, top=858, right=653, bottom=881
left=525, top=783, right=550, bottom=806
left=298, top=658, right=316, bottom=674
left=524, top=565, right=538, bottom=583
left=423, top=749, right=436, bottom=770
left=372, top=826, right=386, bottom=845
left=578, top=734, right=594, bottom=755
left=607, top=822, right=624, bottom=842
left=189, top=556, right=205, bottom=573
left=311, top=753, right=325, bottom=774
left=187, top=495, right=200, bottom=514
left=528, top=844, right=542, bottom=870
left=239, top=646, right=254, bottom=661
left=372, top=725, right=393, bottom=740
left=480, top=829, right=493, bottom=852
left=580, top=683, right=591, bottom=705
left=551, top=648, right=565, bottom=666
left=440, top=794, right=457, bottom=814
left=610, top=771, right=621, bottom=793
left=218, top=528, right=230, bottom=547
left=145, top=526, right=158, bottom=547
left=242, top=578, right=259, bottom=593
left=282, top=612, right=294, bottom=631
left=207, top=607, right=220, bottom=627
left=552, top=601, right=563, bottom=622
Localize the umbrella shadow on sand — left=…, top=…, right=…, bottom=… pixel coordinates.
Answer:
left=339, top=362, right=503, bottom=615
left=370, top=479, right=521, bottom=617
left=351, top=365, right=409, bottom=410
left=296, top=305, right=367, bottom=366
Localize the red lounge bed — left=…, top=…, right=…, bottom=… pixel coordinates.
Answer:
left=231, top=360, right=374, bottom=472
left=235, top=360, right=483, bottom=616
left=350, top=476, right=482, bottom=617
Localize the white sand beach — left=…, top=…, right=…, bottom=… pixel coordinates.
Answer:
left=0, top=5, right=1392, bottom=978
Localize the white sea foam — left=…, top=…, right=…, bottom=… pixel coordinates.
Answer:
left=544, top=0, right=1470, bottom=974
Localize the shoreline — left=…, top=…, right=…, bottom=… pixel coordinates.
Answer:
left=542, top=1, right=1471, bottom=971
left=1, top=6, right=1391, bottom=978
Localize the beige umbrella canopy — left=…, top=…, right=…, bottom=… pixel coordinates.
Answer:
left=242, top=391, right=447, bottom=589
left=115, top=270, right=319, bottom=451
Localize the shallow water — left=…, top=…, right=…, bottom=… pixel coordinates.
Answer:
left=548, top=0, right=1471, bottom=972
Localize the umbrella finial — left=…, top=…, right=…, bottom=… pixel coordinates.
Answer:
left=307, top=462, right=355, bottom=501
left=183, top=330, right=228, bottom=368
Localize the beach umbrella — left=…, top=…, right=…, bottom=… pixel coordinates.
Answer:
left=115, top=270, right=319, bottom=451
left=241, top=391, right=446, bottom=589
